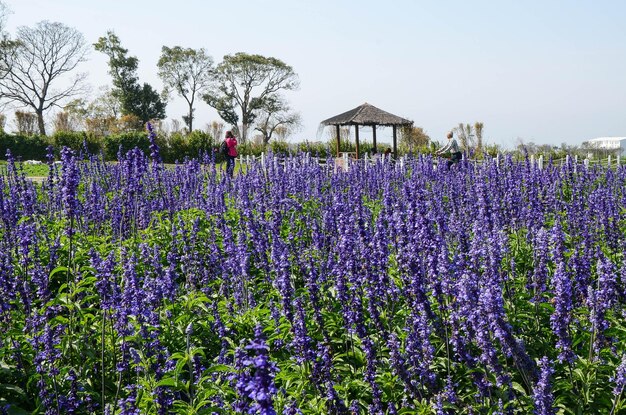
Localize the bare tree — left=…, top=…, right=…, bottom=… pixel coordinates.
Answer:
left=0, top=1, right=15, bottom=84
left=474, top=122, right=484, bottom=154
left=209, top=120, right=224, bottom=142
left=14, top=110, right=37, bottom=135
left=454, top=123, right=474, bottom=152
left=0, top=21, right=89, bottom=135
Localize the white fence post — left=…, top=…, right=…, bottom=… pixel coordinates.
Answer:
left=617, top=154, right=621, bottom=166
left=530, top=154, right=535, bottom=169
left=343, top=153, right=349, bottom=172
left=608, top=155, right=612, bottom=168
left=538, top=155, right=543, bottom=170
left=496, top=153, right=500, bottom=167
left=261, top=152, right=266, bottom=169
left=584, top=158, right=589, bottom=169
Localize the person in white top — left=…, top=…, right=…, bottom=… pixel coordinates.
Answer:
left=436, top=131, right=462, bottom=168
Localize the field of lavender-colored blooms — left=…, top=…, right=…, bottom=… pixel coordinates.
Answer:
left=2, top=135, right=626, bottom=414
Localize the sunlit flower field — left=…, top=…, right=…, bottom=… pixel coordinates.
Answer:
left=1, top=132, right=626, bottom=414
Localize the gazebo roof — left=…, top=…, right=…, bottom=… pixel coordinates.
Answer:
left=321, top=102, right=413, bottom=127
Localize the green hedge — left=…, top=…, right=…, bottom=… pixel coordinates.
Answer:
left=52, top=131, right=101, bottom=157
left=0, top=132, right=50, bottom=160
left=0, top=130, right=330, bottom=162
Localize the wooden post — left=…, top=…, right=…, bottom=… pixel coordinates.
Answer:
left=392, top=125, right=398, bottom=159
left=355, top=124, right=360, bottom=160
left=335, top=124, right=341, bottom=158
left=343, top=152, right=349, bottom=172
left=372, top=125, right=377, bottom=154
left=261, top=152, right=265, bottom=169
left=538, top=155, right=543, bottom=170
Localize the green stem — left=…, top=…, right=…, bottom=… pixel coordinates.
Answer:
left=101, top=308, right=106, bottom=412
left=610, top=386, right=623, bottom=415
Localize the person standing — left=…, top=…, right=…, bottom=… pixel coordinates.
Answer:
left=436, top=131, right=462, bottom=168
left=224, top=130, right=238, bottom=177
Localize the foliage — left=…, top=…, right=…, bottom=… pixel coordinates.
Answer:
left=94, top=31, right=166, bottom=123
left=102, top=131, right=150, bottom=160
left=253, top=95, right=301, bottom=145
left=51, top=130, right=100, bottom=156
left=157, top=46, right=215, bottom=133
left=0, top=130, right=49, bottom=160
left=204, top=52, right=299, bottom=143
left=400, top=125, right=430, bottom=153
left=1, top=149, right=626, bottom=414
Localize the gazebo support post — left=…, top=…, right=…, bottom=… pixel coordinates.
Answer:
left=355, top=125, right=360, bottom=159
left=392, top=125, right=398, bottom=159
left=372, top=125, right=377, bottom=154
left=335, top=124, right=340, bottom=157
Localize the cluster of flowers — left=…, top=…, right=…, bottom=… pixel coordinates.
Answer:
left=1, top=131, right=626, bottom=414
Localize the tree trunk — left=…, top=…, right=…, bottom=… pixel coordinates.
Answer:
left=37, top=110, right=46, bottom=136
left=241, top=123, right=248, bottom=143
left=188, top=104, right=193, bottom=133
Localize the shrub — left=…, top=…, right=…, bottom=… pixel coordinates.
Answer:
left=0, top=132, right=50, bottom=160
left=103, top=132, right=151, bottom=161
left=52, top=131, right=102, bottom=157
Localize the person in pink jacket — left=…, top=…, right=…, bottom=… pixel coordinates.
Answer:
left=225, top=130, right=238, bottom=177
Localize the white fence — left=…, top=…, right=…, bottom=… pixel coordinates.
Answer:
left=236, top=152, right=623, bottom=173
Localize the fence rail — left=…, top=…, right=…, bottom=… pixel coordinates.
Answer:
left=237, top=152, right=622, bottom=173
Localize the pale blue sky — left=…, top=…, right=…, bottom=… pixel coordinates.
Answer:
left=4, top=0, right=626, bottom=148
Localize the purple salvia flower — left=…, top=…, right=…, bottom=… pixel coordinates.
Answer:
left=532, top=357, right=556, bottom=415
left=244, top=325, right=279, bottom=415
left=610, top=353, right=626, bottom=399
left=550, top=259, right=575, bottom=363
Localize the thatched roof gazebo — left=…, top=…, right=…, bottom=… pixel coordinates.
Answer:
left=320, top=102, right=413, bottom=159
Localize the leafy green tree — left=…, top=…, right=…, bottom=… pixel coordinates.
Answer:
left=253, top=95, right=301, bottom=145
left=400, top=125, right=430, bottom=152
left=204, top=52, right=299, bottom=143
left=0, top=21, right=89, bottom=135
left=157, top=46, right=214, bottom=133
left=94, top=31, right=166, bottom=124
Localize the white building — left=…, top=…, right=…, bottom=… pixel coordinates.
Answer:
left=584, top=137, right=626, bottom=157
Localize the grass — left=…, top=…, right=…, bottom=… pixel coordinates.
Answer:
left=0, top=160, right=248, bottom=179
left=0, top=161, right=50, bottom=177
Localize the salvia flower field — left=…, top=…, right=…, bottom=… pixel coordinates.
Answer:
left=2, top=140, right=626, bottom=414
